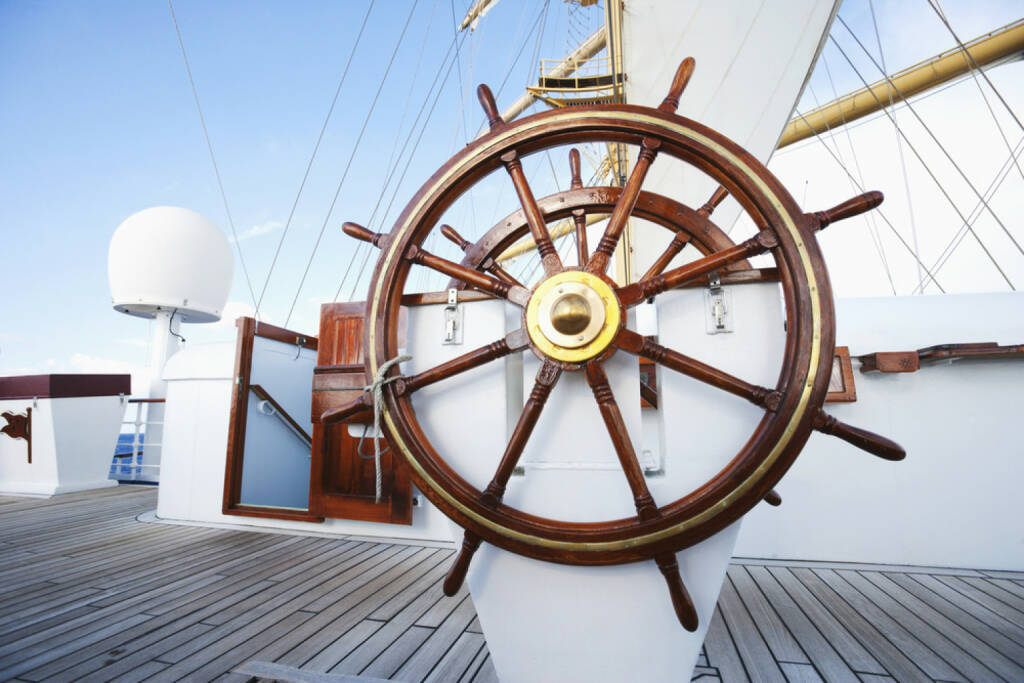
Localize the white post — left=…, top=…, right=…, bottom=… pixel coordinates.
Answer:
left=143, top=309, right=181, bottom=482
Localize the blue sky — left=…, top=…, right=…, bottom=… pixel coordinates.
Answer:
left=1, top=0, right=1021, bottom=391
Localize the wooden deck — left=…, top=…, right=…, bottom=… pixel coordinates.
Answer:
left=1, top=487, right=1022, bottom=682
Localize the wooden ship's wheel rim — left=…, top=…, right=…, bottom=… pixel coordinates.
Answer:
left=331, top=60, right=899, bottom=629
left=364, top=105, right=835, bottom=563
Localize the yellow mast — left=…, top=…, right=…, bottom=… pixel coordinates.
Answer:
left=778, top=18, right=1024, bottom=149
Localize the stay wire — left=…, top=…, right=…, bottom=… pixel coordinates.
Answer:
left=167, top=0, right=258, bottom=310
left=927, top=0, right=1024, bottom=181
left=254, top=0, right=375, bottom=320
left=925, top=0, right=1024, bottom=134
left=343, top=32, right=469, bottom=302
left=332, top=28, right=467, bottom=302
left=835, top=16, right=1024, bottom=264
left=284, top=0, right=421, bottom=328
left=791, top=108, right=946, bottom=293
left=915, top=134, right=1024, bottom=293
left=866, top=0, right=913, bottom=293
left=829, top=29, right=1014, bottom=289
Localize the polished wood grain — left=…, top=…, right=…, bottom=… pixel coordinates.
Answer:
left=441, top=224, right=524, bottom=288
left=408, top=243, right=529, bottom=305
left=584, top=362, right=659, bottom=521
left=396, top=329, right=528, bottom=397
left=500, top=149, right=563, bottom=275
left=642, top=185, right=730, bottom=280
left=655, top=552, right=699, bottom=631
left=825, top=346, right=858, bottom=403
left=618, top=230, right=778, bottom=306
left=0, top=374, right=130, bottom=400
left=568, top=148, right=590, bottom=265
left=811, top=191, right=884, bottom=231
left=618, top=329, right=780, bottom=410
left=476, top=83, right=505, bottom=132
left=658, top=57, right=696, bottom=114
left=587, top=137, right=661, bottom=274
left=311, top=303, right=411, bottom=525
left=813, top=410, right=906, bottom=461
left=442, top=361, right=562, bottom=596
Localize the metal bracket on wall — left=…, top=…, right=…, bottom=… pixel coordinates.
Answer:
left=443, top=288, right=464, bottom=345
left=704, top=272, right=733, bottom=334
left=1, top=407, right=32, bottom=463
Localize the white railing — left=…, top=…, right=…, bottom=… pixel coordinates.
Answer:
left=112, top=398, right=165, bottom=482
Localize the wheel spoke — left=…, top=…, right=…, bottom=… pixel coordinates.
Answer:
left=568, top=149, right=590, bottom=265
left=617, top=229, right=777, bottom=306
left=395, top=329, right=529, bottom=397
left=500, top=149, right=563, bottom=276
left=477, top=84, right=561, bottom=276
left=584, top=362, right=659, bottom=521
left=586, top=137, right=661, bottom=275
left=406, top=243, right=531, bottom=306
left=441, top=224, right=525, bottom=289
left=654, top=552, right=699, bottom=631
left=641, top=186, right=729, bottom=280
left=443, top=360, right=562, bottom=596
left=481, top=360, right=562, bottom=507
left=813, top=409, right=905, bottom=460
left=617, top=330, right=780, bottom=410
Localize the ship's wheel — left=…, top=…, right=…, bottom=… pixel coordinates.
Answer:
left=329, top=59, right=904, bottom=631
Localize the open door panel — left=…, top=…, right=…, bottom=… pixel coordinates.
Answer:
left=310, top=302, right=412, bottom=525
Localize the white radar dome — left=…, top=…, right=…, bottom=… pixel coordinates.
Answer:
left=108, top=206, right=234, bottom=323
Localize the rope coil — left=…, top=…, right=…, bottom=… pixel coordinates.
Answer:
left=363, top=355, right=411, bottom=502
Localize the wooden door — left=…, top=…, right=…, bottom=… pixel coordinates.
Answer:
left=309, top=302, right=412, bottom=524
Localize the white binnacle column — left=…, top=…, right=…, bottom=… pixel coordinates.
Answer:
left=143, top=309, right=182, bottom=482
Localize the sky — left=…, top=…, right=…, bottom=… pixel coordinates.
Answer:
left=1, top=0, right=1021, bottom=394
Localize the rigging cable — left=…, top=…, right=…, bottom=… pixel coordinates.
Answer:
left=791, top=108, right=946, bottom=293
left=284, top=0, right=421, bottom=327
left=339, top=31, right=471, bottom=302
left=830, top=26, right=1015, bottom=289
left=812, top=62, right=897, bottom=294
left=835, top=16, right=1024, bottom=265
left=927, top=0, right=1024, bottom=182
left=331, top=16, right=463, bottom=302
left=254, top=0, right=376, bottom=322
left=331, top=26, right=468, bottom=302
left=914, top=133, right=1024, bottom=293
left=868, top=0, right=919, bottom=293
left=167, top=0, right=258, bottom=309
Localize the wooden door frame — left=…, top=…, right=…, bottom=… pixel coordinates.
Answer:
left=222, top=317, right=325, bottom=523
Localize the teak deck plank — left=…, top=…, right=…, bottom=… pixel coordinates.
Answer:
left=1, top=486, right=1021, bottom=683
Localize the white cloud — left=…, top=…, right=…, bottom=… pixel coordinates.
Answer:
left=228, top=220, right=283, bottom=243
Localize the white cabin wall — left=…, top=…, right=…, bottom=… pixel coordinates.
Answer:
left=156, top=342, right=451, bottom=541
left=621, top=0, right=840, bottom=276
left=737, top=292, right=1024, bottom=570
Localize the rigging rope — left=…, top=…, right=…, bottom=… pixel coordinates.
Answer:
left=363, top=354, right=411, bottom=502
left=284, top=0, right=422, bottom=328
left=867, top=0, right=917, bottom=294
left=791, top=108, right=946, bottom=293
left=927, top=0, right=1024, bottom=182
left=167, top=0, right=258, bottom=310
left=332, top=29, right=469, bottom=302
left=254, top=0, right=376, bottom=322
left=342, top=34, right=470, bottom=302
left=830, top=28, right=1015, bottom=289
left=835, top=16, right=1024, bottom=265
left=914, top=134, right=1024, bottom=293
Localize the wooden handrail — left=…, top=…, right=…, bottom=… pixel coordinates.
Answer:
left=127, top=398, right=166, bottom=404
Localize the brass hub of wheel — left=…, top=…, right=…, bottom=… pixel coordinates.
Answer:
left=526, top=271, right=621, bottom=363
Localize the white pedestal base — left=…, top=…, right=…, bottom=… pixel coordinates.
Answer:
left=451, top=521, right=740, bottom=683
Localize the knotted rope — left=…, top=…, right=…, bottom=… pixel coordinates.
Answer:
left=364, top=355, right=411, bottom=502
